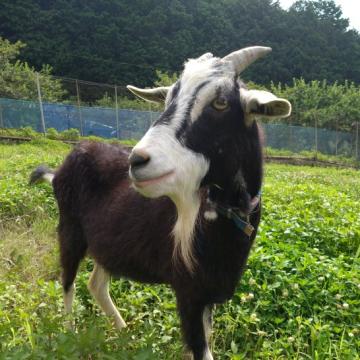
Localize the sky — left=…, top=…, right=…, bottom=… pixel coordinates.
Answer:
left=278, top=0, right=360, bottom=31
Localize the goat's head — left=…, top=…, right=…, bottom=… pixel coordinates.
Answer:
left=128, top=47, right=291, bottom=204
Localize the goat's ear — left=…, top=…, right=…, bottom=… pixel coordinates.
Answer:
left=127, top=85, right=170, bottom=103
left=240, top=89, right=291, bottom=124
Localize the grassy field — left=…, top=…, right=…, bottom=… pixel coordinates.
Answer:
left=0, top=139, right=359, bottom=359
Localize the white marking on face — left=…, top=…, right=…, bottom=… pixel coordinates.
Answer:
left=164, top=84, right=176, bottom=108
left=163, top=55, right=235, bottom=129
left=190, top=78, right=233, bottom=123
left=130, top=54, right=235, bottom=272
left=131, top=125, right=209, bottom=272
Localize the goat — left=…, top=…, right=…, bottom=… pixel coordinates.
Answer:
left=30, top=46, right=291, bottom=360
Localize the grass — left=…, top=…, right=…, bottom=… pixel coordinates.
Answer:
left=265, top=147, right=359, bottom=168
left=0, top=139, right=359, bottom=359
left=0, top=126, right=138, bottom=146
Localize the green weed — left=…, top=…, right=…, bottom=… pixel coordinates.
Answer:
left=0, top=140, right=359, bottom=359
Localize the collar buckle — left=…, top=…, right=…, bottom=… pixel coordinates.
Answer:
left=226, top=208, right=233, bottom=219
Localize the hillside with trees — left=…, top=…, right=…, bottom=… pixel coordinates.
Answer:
left=0, top=0, right=360, bottom=86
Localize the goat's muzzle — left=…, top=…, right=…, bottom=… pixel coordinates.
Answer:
left=129, top=150, right=150, bottom=170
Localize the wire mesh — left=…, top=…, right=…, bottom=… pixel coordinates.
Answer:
left=0, top=74, right=359, bottom=160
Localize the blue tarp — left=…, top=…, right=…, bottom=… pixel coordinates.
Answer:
left=0, top=97, right=158, bottom=140
left=0, top=97, right=355, bottom=157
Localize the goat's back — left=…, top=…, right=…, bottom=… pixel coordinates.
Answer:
left=53, top=141, right=176, bottom=283
left=53, top=141, right=128, bottom=212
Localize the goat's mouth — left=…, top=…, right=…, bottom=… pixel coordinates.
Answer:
left=132, top=170, right=175, bottom=188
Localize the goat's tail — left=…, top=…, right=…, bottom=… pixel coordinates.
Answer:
left=29, top=165, right=55, bottom=185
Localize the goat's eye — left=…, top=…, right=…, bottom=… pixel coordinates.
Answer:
left=212, top=98, right=229, bottom=111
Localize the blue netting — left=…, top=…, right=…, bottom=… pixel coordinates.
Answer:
left=0, top=97, right=158, bottom=140
left=262, top=123, right=354, bottom=157
left=0, top=97, right=356, bottom=158
left=0, top=98, right=42, bottom=131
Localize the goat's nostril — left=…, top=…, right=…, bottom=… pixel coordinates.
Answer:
left=129, top=151, right=150, bottom=168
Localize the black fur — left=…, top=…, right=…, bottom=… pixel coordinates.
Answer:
left=29, top=165, right=54, bottom=185
left=32, top=80, right=264, bottom=360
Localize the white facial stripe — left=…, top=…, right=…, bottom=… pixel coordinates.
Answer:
left=180, top=55, right=220, bottom=93
left=165, top=83, right=177, bottom=108
left=164, top=55, right=235, bottom=129
left=190, top=82, right=217, bottom=123
left=190, top=77, right=234, bottom=123
left=133, top=125, right=209, bottom=272
left=131, top=53, right=238, bottom=272
left=169, top=92, right=195, bottom=133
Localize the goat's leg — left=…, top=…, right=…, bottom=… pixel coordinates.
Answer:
left=177, top=298, right=214, bottom=360
left=88, top=262, right=127, bottom=329
left=59, top=219, right=87, bottom=316
left=63, top=283, right=75, bottom=314
left=202, top=305, right=214, bottom=345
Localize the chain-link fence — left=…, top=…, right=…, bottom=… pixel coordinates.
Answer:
left=0, top=73, right=359, bottom=160
left=263, top=122, right=358, bottom=159
left=0, top=98, right=159, bottom=140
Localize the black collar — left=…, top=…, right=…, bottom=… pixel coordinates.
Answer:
left=208, top=184, right=261, bottom=237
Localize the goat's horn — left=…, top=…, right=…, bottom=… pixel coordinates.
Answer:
left=127, top=85, right=170, bottom=103
left=222, top=46, right=272, bottom=74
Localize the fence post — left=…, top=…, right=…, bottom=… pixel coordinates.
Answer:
left=115, top=85, right=120, bottom=139
left=335, top=117, right=338, bottom=157
left=288, top=116, right=293, bottom=152
left=149, top=102, right=153, bottom=124
left=0, top=105, right=4, bottom=128
left=356, top=121, right=359, bottom=160
left=314, top=115, right=318, bottom=159
left=36, top=72, right=46, bottom=134
left=75, top=79, right=83, bottom=136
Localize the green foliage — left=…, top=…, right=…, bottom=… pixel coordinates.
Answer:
left=46, top=127, right=59, bottom=140
left=154, top=70, right=178, bottom=87
left=1, top=0, right=359, bottom=86
left=60, top=128, right=80, bottom=141
left=95, top=75, right=360, bottom=134
left=94, top=92, right=158, bottom=111
left=94, top=71, right=178, bottom=111
left=18, top=126, right=41, bottom=139
left=266, top=147, right=359, bottom=167
left=0, top=139, right=69, bottom=222
left=0, top=37, right=66, bottom=101
left=0, top=128, right=138, bottom=148
left=269, top=79, right=360, bottom=131
left=0, top=141, right=359, bottom=358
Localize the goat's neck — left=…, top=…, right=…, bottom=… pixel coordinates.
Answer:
left=170, top=190, right=202, bottom=273
left=208, top=175, right=255, bottom=215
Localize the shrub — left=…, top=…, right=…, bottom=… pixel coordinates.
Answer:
left=46, top=128, right=59, bottom=140
left=61, top=128, right=80, bottom=141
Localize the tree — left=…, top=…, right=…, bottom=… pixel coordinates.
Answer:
left=1, top=0, right=359, bottom=86
left=0, top=37, right=65, bottom=101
